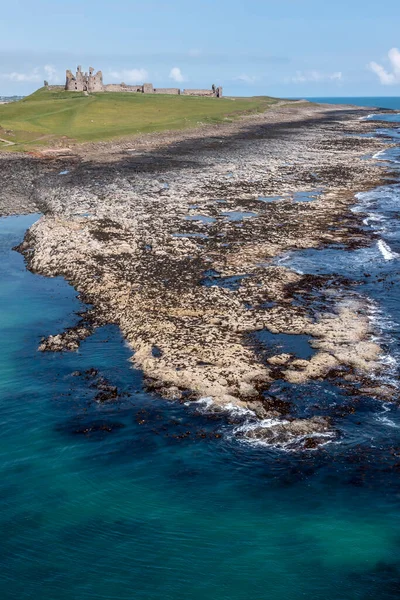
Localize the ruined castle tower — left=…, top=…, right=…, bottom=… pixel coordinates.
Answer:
left=65, top=66, right=104, bottom=92
left=87, top=67, right=104, bottom=92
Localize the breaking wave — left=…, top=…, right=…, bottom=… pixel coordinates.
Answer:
left=377, top=239, right=399, bottom=261
left=232, top=419, right=336, bottom=451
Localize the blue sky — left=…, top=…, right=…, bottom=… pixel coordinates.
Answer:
left=1, top=0, right=400, bottom=97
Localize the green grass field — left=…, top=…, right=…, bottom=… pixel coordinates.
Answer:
left=0, top=87, right=281, bottom=151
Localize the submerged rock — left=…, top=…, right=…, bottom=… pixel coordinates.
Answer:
left=73, top=421, right=125, bottom=435
left=38, top=324, right=92, bottom=352
left=241, top=416, right=333, bottom=448
left=91, top=376, right=120, bottom=403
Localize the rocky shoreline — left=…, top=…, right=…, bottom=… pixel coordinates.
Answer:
left=2, top=101, right=398, bottom=446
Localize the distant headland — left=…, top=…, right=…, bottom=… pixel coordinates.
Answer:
left=50, top=66, right=223, bottom=97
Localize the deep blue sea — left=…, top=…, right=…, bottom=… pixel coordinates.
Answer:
left=1, top=107, right=400, bottom=599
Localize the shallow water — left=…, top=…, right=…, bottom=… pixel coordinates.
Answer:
left=1, top=113, right=400, bottom=598
left=293, top=189, right=324, bottom=202
left=369, top=114, right=400, bottom=123
left=253, top=329, right=316, bottom=360
left=221, top=210, right=258, bottom=221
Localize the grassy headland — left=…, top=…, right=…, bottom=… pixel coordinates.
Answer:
left=0, top=87, right=280, bottom=151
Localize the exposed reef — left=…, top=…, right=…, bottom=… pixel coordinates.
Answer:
left=4, top=101, right=399, bottom=447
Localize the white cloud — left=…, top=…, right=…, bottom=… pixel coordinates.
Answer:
left=233, top=74, right=258, bottom=84
left=169, top=67, right=186, bottom=83
left=369, top=48, right=400, bottom=85
left=44, top=64, right=59, bottom=81
left=289, top=70, right=342, bottom=83
left=109, top=68, right=149, bottom=83
left=328, top=72, right=343, bottom=81
left=2, top=68, right=41, bottom=82
left=0, top=65, right=61, bottom=84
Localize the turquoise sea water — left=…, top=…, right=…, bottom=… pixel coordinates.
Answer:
left=304, top=97, right=400, bottom=110
left=1, top=109, right=400, bottom=599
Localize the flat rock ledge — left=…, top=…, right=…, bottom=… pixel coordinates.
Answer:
left=10, top=102, right=399, bottom=446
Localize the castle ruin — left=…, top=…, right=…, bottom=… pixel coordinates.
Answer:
left=64, top=66, right=222, bottom=97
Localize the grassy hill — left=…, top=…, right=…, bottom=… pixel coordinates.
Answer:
left=0, top=87, right=280, bottom=151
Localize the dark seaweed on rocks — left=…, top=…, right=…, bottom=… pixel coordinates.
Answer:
left=6, top=102, right=396, bottom=446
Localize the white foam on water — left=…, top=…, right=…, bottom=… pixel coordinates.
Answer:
left=377, top=239, right=399, bottom=261
left=186, top=397, right=336, bottom=451
left=235, top=417, right=288, bottom=433
left=186, top=396, right=214, bottom=410
left=365, top=303, right=400, bottom=391
left=362, top=213, right=387, bottom=226
left=332, top=293, right=400, bottom=396
left=222, top=402, right=256, bottom=417
left=185, top=397, right=255, bottom=418
left=275, top=253, right=290, bottom=264
left=365, top=300, right=398, bottom=342
left=376, top=414, right=400, bottom=428
left=373, top=149, right=387, bottom=160
left=373, top=146, right=400, bottom=164
left=356, top=185, right=400, bottom=207
left=380, top=354, right=398, bottom=368
left=232, top=418, right=336, bottom=451
left=187, top=395, right=338, bottom=451
left=274, top=252, right=304, bottom=274
left=238, top=430, right=336, bottom=452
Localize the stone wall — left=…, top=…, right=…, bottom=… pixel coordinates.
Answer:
left=103, top=84, right=143, bottom=93
left=182, top=89, right=214, bottom=97
left=153, top=88, right=180, bottom=95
